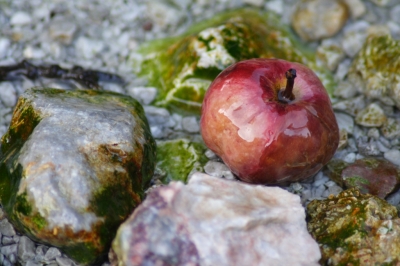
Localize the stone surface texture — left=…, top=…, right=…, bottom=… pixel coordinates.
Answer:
left=112, top=173, right=321, bottom=266
left=308, top=188, right=400, bottom=265
left=0, top=88, right=156, bottom=265
left=291, top=0, right=349, bottom=41
left=348, top=34, right=400, bottom=109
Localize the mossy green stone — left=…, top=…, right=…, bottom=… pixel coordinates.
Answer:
left=0, top=88, right=156, bottom=265
left=134, top=8, right=336, bottom=115
left=156, top=138, right=208, bottom=183
left=348, top=34, right=400, bottom=108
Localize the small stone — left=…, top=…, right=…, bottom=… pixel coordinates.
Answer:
left=10, top=11, right=32, bottom=26
left=75, top=36, right=105, bottom=60
left=333, top=81, right=358, bottom=99
left=204, top=161, right=235, bottom=180
left=2, top=236, right=14, bottom=245
left=333, top=95, right=366, bottom=117
left=18, top=236, right=36, bottom=262
left=291, top=0, right=349, bottom=41
left=341, top=20, right=370, bottom=57
left=343, top=152, right=356, bottom=163
left=204, top=149, right=217, bottom=160
left=48, top=16, right=77, bottom=45
left=26, top=260, right=43, bottom=266
left=342, top=0, right=366, bottom=19
left=0, top=219, right=16, bottom=237
left=0, top=38, right=10, bottom=58
left=0, top=82, right=18, bottom=107
left=0, top=243, right=18, bottom=256
left=367, top=128, right=380, bottom=139
left=44, top=247, right=62, bottom=261
left=265, top=0, right=283, bottom=14
left=181, top=116, right=200, bottom=133
left=2, top=257, right=12, bottom=266
left=143, top=106, right=171, bottom=125
left=384, top=149, right=400, bottom=166
left=357, top=138, right=381, bottom=156
left=335, top=112, right=354, bottom=134
left=145, top=2, right=183, bottom=30
left=338, top=129, right=348, bottom=150
left=377, top=139, right=391, bottom=153
left=8, top=253, right=16, bottom=264
left=381, top=118, right=400, bottom=140
left=55, top=256, right=74, bottom=266
left=390, top=5, right=400, bottom=24
left=23, top=45, right=46, bottom=59
left=316, top=39, right=346, bottom=71
left=355, top=103, right=387, bottom=127
left=112, top=173, right=321, bottom=265
left=335, top=58, right=352, bottom=80
left=127, top=86, right=157, bottom=105
left=36, top=245, right=48, bottom=256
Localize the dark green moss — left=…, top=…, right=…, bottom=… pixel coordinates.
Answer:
left=63, top=242, right=101, bottom=265
left=31, top=212, right=47, bottom=230
left=15, top=192, right=32, bottom=216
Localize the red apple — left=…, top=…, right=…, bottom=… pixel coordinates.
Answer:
left=200, top=58, right=339, bottom=185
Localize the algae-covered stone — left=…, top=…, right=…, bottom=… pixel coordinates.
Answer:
left=134, top=8, right=336, bottom=115
left=348, top=34, right=400, bottom=109
left=155, top=138, right=207, bottom=183
left=0, top=88, right=156, bottom=265
left=308, top=188, right=400, bottom=265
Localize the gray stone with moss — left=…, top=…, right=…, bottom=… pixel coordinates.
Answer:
left=307, top=188, right=400, bottom=265
left=348, top=34, right=400, bottom=109
left=133, top=8, right=336, bottom=115
left=0, top=88, right=156, bottom=265
left=155, top=138, right=207, bottom=184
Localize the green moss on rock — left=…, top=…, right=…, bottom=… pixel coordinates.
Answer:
left=348, top=34, right=400, bottom=109
left=134, top=8, right=336, bottom=115
left=307, top=188, right=400, bottom=265
left=156, top=139, right=208, bottom=183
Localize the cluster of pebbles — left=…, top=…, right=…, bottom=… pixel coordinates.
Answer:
left=1, top=0, right=400, bottom=265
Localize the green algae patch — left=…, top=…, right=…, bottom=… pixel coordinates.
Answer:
left=348, top=34, right=400, bottom=109
left=307, top=188, right=400, bottom=265
left=133, top=8, right=336, bottom=115
left=156, top=138, right=208, bottom=183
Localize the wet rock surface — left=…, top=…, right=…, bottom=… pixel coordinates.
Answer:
left=112, top=173, right=321, bottom=266
left=326, top=158, right=400, bottom=198
left=308, top=188, right=400, bottom=265
left=0, top=88, right=156, bottom=264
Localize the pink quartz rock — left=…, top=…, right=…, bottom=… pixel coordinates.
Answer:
left=111, top=173, right=321, bottom=266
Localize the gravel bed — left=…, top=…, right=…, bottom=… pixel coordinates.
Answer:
left=1, top=0, right=400, bottom=265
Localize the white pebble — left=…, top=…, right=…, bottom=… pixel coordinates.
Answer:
left=127, top=86, right=157, bottom=105
left=182, top=116, right=200, bottom=133
left=0, top=82, right=18, bottom=107
left=23, top=46, right=46, bottom=59
left=75, top=36, right=105, bottom=60
left=343, top=152, right=356, bottom=163
left=10, top=11, right=32, bottom=26
left=204, top=161, right=234, bottom=180
left=0, top=38, right=10, bottom=58
left=265, top=0, right=283, bottom=14
left=384, top=149, right=400, bottom=166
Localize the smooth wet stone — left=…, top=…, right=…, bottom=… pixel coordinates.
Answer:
left=348, top=34, right=400, bottom=109
left=326, top=158, right=400, bottom=198
left=355, top=102, right=387, bottom=127
left=308, top=188, right=400, bottom=265
left=134, top=8, right=336, bottom=115
left=155, top=138, right=207, bottom=183
left=291, top=0, right=349, bottom=41
left=112, top=173, right=321, bottom=266
left=0, top=88, right=156, bottom=265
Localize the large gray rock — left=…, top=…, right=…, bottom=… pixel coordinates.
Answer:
left=0, top=88, right=156, bottom=265
left=111, top=173, right=321, bottom=266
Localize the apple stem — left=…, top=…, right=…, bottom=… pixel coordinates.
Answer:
left=279, top=69, right=296, bottom=103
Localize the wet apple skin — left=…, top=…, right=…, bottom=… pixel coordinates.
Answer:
left=200, top=58, right=339, bottom=185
